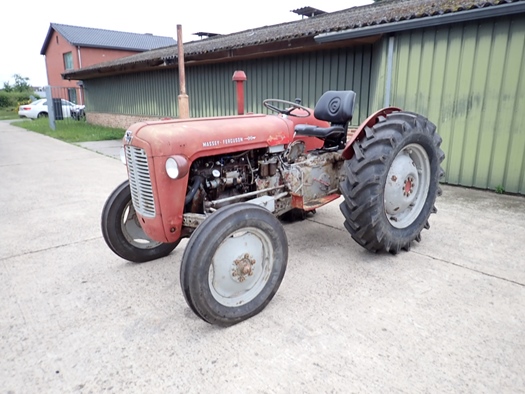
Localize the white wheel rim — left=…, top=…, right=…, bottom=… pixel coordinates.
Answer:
left=121, top=201, right=163, bottom=249
left=384, top=143, right=431, bottom=228
left=209, top=227, right=273, bottom=307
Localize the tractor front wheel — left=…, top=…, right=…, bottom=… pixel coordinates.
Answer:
left=339, top=111, right=445, bottom=254
left=101, top=180, right=179, bottom=262
left=180, top=203, right=288, bottom=326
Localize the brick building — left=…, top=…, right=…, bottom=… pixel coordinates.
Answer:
left=40, top=23, right=176, bottom=103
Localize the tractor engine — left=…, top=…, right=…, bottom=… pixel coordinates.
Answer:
left=188, top=142, right=345, bottom=215
left=188, top=148, right=283, bottom=212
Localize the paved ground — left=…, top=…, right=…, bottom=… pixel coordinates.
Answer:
left=1, top=120, right=524, bottom=393
left=75, top=139, right=122, bottom=160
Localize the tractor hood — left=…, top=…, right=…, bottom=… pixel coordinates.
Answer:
left=127, top=114, right=293, bottom=159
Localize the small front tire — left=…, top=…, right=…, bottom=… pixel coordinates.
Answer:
left=101, top=180, right=179, bottom=262
left=180, top=203, right=288, bottom=326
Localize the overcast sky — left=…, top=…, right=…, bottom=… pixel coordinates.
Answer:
left=0, top=0, right=372, bottom=87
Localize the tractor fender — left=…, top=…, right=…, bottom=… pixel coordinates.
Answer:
left=342, top=107, right=401, bottom=160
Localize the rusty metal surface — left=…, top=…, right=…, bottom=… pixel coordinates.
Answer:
left=342, top=107, right=401, bottom=160
left=182, top=213, right=207, bottom=228
left=283, top=151, right=344, bottom=210
left=232, top=253, right=256, bottom=282
left=232, top=70, right=247, bottom=115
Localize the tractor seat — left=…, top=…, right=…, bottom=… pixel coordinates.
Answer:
left=294, top=124, right=346, bottom=139
left=294, top=90, right=356, bottom=140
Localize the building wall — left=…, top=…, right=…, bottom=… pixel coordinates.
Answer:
left=84, top=45, right=374, bottom=126
left=77, top=47, right=139, bottom=69
left=385, top=15, right=525, bottom=194
left=44, top=30, right=80, bottom=88
left=82, top=14, right=525, bottom=194
left=44, top=29, right=141, bottom=103
left=87, top=112, right=163, bottom=129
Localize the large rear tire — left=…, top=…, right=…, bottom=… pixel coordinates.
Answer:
left=339, top=111, right=445, bottom=254
left=101, top=180, right=179, bottom=262
left=180, top=203, right=288, bottom=326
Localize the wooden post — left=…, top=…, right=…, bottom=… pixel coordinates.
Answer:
left=177, top=25, right=189, bottom=118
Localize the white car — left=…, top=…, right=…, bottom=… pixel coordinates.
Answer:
left=18, top=99, right=84, bottom=119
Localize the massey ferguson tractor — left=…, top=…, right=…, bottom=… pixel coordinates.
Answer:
left=101, top=73, right=445, bottom=327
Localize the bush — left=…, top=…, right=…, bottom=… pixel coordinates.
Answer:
left=0, top=92, right=10, bottom=108
left=0, top=91, right=39, bottom=108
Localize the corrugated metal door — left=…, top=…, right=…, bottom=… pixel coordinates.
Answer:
left=389, top=15, right=525, bottom=194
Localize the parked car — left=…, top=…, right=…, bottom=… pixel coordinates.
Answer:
left=71, top=105, right=86, bottom=121
left=18, top=99, right=85, bottom=120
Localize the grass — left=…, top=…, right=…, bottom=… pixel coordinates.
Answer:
left=0, top=107, right=19, bottom=120
left=14, top=118, right=125, bottom=143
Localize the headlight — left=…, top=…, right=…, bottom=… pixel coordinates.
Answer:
left=165, top=157, right=179, bottom=179
left=119, top=147, right=126, bottom=165
left=165, top=155, right=189, bottom=179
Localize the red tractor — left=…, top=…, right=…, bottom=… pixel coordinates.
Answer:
left=101, top=75, right=444, bottom=326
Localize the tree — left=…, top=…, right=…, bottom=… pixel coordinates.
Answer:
left=2, top=81, right=13, bottom=92
left=12, top=74, right=31, bottom=92
left=2, top=74, right=32, bottom=93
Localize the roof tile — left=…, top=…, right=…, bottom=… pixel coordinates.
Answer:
left=41, top=23, right=176, bottom=54
left=63, top=0, right=523, bottom=78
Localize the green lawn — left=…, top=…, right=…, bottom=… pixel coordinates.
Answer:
left=0, top=107, right=19, bottom=120
left=14, top=118, right=124, bottom=142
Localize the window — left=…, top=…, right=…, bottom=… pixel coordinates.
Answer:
left=63, top=52, right=73, bottom=70
left=67, top=89, right=77, bottom=104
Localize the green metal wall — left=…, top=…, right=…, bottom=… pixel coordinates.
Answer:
left=384, top=15, right=525, bottom=194
left=84, top=46, right=373, bottom=126
left=85, top=70, right=180, bottom=117
left=85, top=15, right=525, bottom=194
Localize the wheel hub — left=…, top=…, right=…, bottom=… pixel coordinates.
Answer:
left=403, top=176, right=415, bottom=197
left=232, top=253, right=256, bottom=282
left=383, top=144, right=431, bottom=229
left=385, top=152, right=419, bottom=216
left=209, top=228, right=273, bottom=307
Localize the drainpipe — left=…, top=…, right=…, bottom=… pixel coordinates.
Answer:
left=77, top=46, right=84, bottom=105
left=77, top=46, right=82, bottom=68
left=177, top=24, right=190, bottom=118
left=384, top=36, right=395, bottom=108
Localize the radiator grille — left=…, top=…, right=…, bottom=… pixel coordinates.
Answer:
left=125, top=146, right=156, bottom=218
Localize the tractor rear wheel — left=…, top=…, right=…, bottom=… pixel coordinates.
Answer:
left=339, top=111, right=445, bottom=254
left=180, top=203, right=288, bottom=326
left=101, top=180, right=180, bottom=262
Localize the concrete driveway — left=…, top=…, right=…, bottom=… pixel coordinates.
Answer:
left=1, top=120, right=524, bottom=393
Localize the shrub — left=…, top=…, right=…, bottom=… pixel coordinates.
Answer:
left=0, top=92, right=10, bottom=108
left=0, top=91, right=39, bottom=108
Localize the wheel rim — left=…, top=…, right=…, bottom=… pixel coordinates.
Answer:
left=121, top=201, right=164, bottom=249
left=384, top=143, right=430, bottom=228
left=209, top=227, right=273, bottom=307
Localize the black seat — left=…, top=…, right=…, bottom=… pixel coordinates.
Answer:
left=295, top=90, right=356, bottom=148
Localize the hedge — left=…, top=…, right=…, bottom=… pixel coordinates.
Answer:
left=0, top=91, right=39, bottom=108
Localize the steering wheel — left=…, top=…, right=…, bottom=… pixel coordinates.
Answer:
left=263, top=99, right=312, bottom=118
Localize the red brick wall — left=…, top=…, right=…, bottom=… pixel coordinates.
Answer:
left=77, top=47, right=139, bottom=68
left=44, top=29, right=140, bottom=93
left=44, top=30, right=79, bottom=87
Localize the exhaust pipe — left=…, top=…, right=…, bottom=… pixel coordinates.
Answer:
left=232, top=70, right=247, bottom=115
